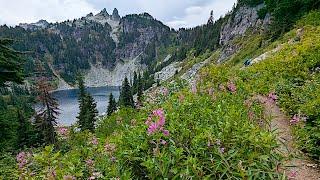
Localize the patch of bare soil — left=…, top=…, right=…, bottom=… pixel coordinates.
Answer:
left=254, top=95, right=319, bottom=180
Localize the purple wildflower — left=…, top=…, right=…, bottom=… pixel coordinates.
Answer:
left=86, top=159, right=94, bottom=167
left=162, top=87, right=169, bottom=96
left=288, top=170, right=297, bottom=179
left=219, top=147, right=225, bottom=154
left=227, top=81, right=237, bottom=93
left=162, top=130, right=170, bottom=136
left=146, top=109, right=169, bottom=136
left=179, top=94, right=185, bottom=102
left=110, top=156, right=116, bottom=162
left=104, top=142, right=116, bottom=153
left=16, top=151, right=31, bottom=169
left=208, top=87, right=214, bottom=95
left=268, top=92, right=278, bottom=102
left=248, top=111, right=254, bottom=120
left=290, top=114, right=306, bottom=125
left=90, top=136, right=99, bottom=145
left=57, top=127, right=69, bottom=137
left=51, top=170, right=57, bottom=177
left=160, top=139, right=167, bottom=145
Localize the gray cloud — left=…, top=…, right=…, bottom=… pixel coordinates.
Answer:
left=0, top=0, right=237, bottom=29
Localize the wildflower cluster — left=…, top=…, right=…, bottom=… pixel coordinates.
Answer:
left=290, top=114, right=306, bottom=125
left=90, top=136, right=99, bottom=145
left=145, top=109, right=169, bottom=136
left=207, top=139, right=225, bottom=154
left=16, top=151, right=31, bottom=169
left=227, top=81, right=237, bottom=93
left=85, top=159, right=103, bottom=179
left=268, top=92, right=278, bottom=103
left=104, top=141, right=116, bottom=155
left=57, top=127, right=69, bottom=139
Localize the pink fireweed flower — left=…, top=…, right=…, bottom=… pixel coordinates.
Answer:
left=86, top=159, right=94, bottom=167
left=219, top=147, right=225, bottom=154
left=110, top=156, right=116, bottom=162
left=288, top=170, right=297, bottom=179
left=248, top=111, right=254, bottom=120
left=57, top=127, right=69, bottom=137
left=16, top=151, right=31, bottom=169
left=160, top=139, right=167, bottom=145
left=146, top=109, right=169, bottom=136
left=208, top=87, right=214, bottom=95
left=268, top=92, right=278, bottom=102
left=147, top=123, right=158, bottom=135
left=90, top=136, right=99, bottom=145
left=179, top=94, right=185, bottom=102
left=162, top=130, right=170, bottom=136
left=104, top=142, right=116, bottom=153
left=227, top=81, right=237, bottom=93
left=162, top=87, right=169, bottom=96
left=290, top=114, right=306, bottom=125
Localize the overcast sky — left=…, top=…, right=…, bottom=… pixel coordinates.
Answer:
left=0, top=0, right=237, bottom=29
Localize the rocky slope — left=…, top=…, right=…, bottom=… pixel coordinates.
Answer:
left=218, top=4, right=271, bottom=62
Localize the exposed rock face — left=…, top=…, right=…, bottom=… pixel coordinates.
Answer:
left=181, top=58, right=211, bottom=86
left=155, top=61, right=182, bottom=82
left=19, top=20, right=49, bottom=30
left=112, top=8, right=121, bottom=21
left=116, top=13, right=171, bottom=60
left=218, top=4, right=271, bottom=62
left=84, top=54, right=146, bottom=87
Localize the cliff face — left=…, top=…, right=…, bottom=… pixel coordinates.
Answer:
left=218, top=4, right=271, bottom=62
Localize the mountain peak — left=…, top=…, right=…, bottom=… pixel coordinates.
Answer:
left=98, top=8, right=109, bottom=17
left=112, top=8, right=120, bottom=20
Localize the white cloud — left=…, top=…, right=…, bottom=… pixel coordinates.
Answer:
left=0, top=0, right=237, bottom=29
left=0, top=0, right=97, bottom=25
left=165, top=0, right=236, bottom=29
left=185, top=6, right=203, bottom=15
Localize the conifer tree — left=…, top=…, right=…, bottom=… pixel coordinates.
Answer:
left=107, top=93, right=117, bottom=116
left=36, top=78, right=59, bottom=145
left=76, top=76, right=98, bottom=131
left=207, top=10, right=214, bottom=25
left=0, top=38, right=24, bottom=86
left=119, top=76, right=134, bottom=108
left=17, top=110, right=34, bottom=148
left=132, top=71, right=138, bottom=94
left=83, top=94, right=98, bottom=131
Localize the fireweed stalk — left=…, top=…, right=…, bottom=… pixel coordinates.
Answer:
left=145, top=109, right=170, bottom=155
left=145, top=109, right=169, bottom=136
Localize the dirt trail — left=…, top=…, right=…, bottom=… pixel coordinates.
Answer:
left=254, top=95, right=320, bottom=180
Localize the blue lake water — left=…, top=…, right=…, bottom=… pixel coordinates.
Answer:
left=52, top=86, right=120, bottom=126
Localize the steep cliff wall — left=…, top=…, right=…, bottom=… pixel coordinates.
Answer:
left=218, top=4, right=271, bottom=62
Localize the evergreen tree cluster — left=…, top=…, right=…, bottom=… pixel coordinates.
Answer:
left=76, top=76, right=98, bottom=132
